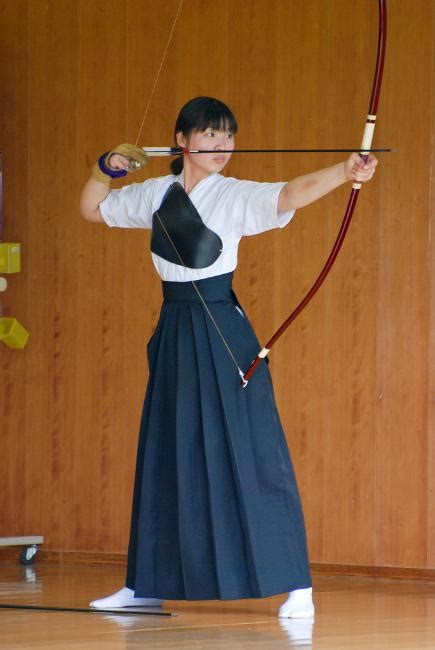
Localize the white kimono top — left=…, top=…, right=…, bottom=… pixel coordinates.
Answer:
left=99, top=172, right=295, bottom=282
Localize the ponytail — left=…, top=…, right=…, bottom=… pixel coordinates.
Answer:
left=170, top=154, right=183, bottom=175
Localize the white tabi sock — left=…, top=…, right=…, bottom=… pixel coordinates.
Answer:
left=278, top=587, right=315, bottom=618
left=279, top=617, right=314, bottom=645
left=89, top=586, right=163, bottom=608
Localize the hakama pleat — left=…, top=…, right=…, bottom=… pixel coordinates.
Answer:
left=126, top=273, right=311, bottom=600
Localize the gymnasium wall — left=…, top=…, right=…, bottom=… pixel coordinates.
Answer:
left=0, top=0, right=434, bottom=573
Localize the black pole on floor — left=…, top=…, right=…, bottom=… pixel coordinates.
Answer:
left=0, top=603, right=174, bottom=616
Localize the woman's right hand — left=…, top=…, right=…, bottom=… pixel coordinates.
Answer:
left=107, top=143, right=149, bottom=172
left=92, top=143, right=149, bottom=183
left=108, top=152, right=130, bottom=171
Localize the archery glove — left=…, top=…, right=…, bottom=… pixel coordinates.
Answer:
left=92, top=143, right=149, bottom=183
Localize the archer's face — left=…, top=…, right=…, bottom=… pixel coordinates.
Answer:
left=176, top=128, right=235, bottom=178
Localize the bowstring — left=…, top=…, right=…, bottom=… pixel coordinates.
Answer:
left=134, top=1, right=244, bottom=382
left=134, top=0, right=184, bottom=146
left=154, top=210, right=246, bottom=382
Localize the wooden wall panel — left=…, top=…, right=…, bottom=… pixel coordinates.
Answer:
left=0, top=0, right=434, bottom=576
left=374, top=2, right=431, bottom=568
left=75, top=0, right=130, bottom=552
left=429, top=4, right=435, bottom=571
left=23, top=0, right=80, bottom=551
left=0, top=0, right=29, bottom=539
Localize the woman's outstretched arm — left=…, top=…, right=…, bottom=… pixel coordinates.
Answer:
left=278, top=153, right=378, bottom=212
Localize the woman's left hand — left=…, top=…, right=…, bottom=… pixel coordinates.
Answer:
left=344, top=152, right=378, bottom=184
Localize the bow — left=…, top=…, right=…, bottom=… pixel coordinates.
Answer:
left=242, top=0, right=387, bottom=386
left=135, top=1, right=387, bottom=388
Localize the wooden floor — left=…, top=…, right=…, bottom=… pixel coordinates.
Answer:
left=1, top=562, right=435, bottom=649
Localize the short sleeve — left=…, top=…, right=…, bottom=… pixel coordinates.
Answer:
left=99, top=180, right=155, bottom=229
left=220, top=179, right=295, bottom=236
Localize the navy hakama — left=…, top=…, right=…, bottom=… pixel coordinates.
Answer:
left=126, top=272, right=311, bottom=601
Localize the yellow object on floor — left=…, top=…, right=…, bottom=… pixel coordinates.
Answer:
left=0, top=317, right=29, bottom=348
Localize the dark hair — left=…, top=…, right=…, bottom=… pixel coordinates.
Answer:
left=170, top=97, right=238, bottom=175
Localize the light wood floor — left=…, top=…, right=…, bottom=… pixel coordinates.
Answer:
left=1, top=562, right=435, bottom=649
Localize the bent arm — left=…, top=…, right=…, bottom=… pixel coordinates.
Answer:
left=79, top=144, right=148, bottom=223
left=79, top=177, right=110, bottom=223
left=278, top=153, right=378, bottom=212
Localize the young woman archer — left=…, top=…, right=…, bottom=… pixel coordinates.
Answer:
left=80, top=96, right=377, bottom=617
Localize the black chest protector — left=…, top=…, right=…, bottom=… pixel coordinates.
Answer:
left=151, top=183, right=223, bottom=269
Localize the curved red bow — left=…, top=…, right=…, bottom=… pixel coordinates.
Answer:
left=242, top=0, right=387, bottom=387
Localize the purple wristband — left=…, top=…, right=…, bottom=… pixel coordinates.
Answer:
left=98, top=152, right=128, bottom=179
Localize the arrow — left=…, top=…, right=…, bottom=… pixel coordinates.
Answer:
left=142, top=146, right=391, bottom=157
